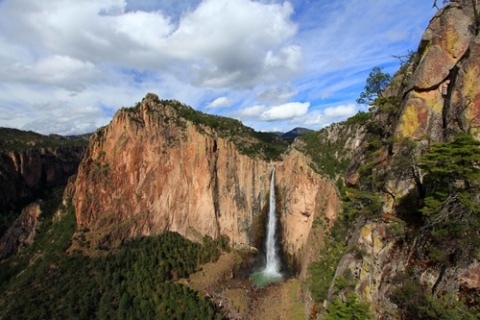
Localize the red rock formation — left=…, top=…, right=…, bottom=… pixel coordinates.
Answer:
left=71, top=94, right=339, bottom=260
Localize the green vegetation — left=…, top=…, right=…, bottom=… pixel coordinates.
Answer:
left=391, top=272, right=478, bottom=320
left=115, top=97, right=288, bottom=160
left=0, top=127, right=89, bottom=152
left=0, top=209, right=19, bottom=238
left=307, top=203, right=354, bottom=303
left=308, top=208, right=371, bottom=318
left=163, top=100, right=288, bottom=161
left=0, top=195, right=224, bottom=320
left=297, top=126, right=354, bottom=179
left=307, top=231, right=346, bottom=302
left=296, top=94, right=400, bottom=180
left=0, top=127, right=87, bottom=236
left=305, top=57, right=480, bottom=319
left=356, top=67, right=391, bottom=105
left=342, top=188, right=383, bottom=219
left=324, top=294, right=371, bottom=320
left=392, top=50, right=419, bottom=85
left=344, top=111, right=373, bottom=125
left=419, top=133, right=480, bottom=262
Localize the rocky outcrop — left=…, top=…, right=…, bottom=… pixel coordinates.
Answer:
left=0, top=201, right=42, bottom=261
left=395, top=2, right=479, bottom=141
left=72, top=94, right=338, bottom=262
left=380, top=1, right=480, bottom=215
left=0, top=146, right=86, bottom=214
left=334, top=2, right=480, bottom=317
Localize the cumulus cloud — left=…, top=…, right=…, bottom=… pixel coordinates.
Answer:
left=0, top=0, right=299, bottom=88
left=2, top=55, right=99, bottom=91
left=323, top=104, right=358, bottom=118
left=206, top=97, right=231, bottom=108
left=292, top=104, right=360, bottom=127
left=0, top=0, right=302, bottom=134
left=0, top=0, right=436, bottom=135
left=168, top=0, right=299, bottom=87
left=238, top=102, right=310, bottom=122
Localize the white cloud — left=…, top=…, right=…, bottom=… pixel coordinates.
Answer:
left=0, top=0, right=436, bottom=134
left=256, top=85, right=298, bottom=103
left=11, top=100, right=111, bottom=135
left=0, top=0, right=302, bottom=134
left=168, top=0, right=299, bottom=87
left=292, top=104, right=360, bottom=127
left=206, top=97, right=231, bottom=108
left=324, top=104, right=358, bottom=118
left=2, top=55, right=99, bottom=91
left=261, top=102, right=309, bottom=121
left=0, top=0, right=299, bottom=88
left=238, top=105, right=267, bottom=119
left=238, top=101, right=310, bottom=122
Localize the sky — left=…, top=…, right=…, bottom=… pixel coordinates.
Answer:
left=0, top=0, right=438, bottom=135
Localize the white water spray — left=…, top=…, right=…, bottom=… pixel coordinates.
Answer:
left=264, top=168, right=281, bottom=276
left=250, top=168, right=282, bottom=286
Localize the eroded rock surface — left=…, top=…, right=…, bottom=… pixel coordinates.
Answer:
left=72, top=94, right=338, bottom=263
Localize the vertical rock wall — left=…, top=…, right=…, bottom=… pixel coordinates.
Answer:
left=72, top=94, right=339, bottom=261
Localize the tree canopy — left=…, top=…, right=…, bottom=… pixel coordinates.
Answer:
left=419, top=133, right=480, bottom=263
left=356, top=67, right=391, bottom=105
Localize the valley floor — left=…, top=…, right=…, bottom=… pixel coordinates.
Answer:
left=183, top=251, right=306, bottom=320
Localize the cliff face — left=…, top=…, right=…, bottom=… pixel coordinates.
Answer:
left=395, top=1, right=480, bottom=142
left=0, top=146, right=86, bottom=214
left=0, top=201, right=42, bottom=261
left=334, top=2, right=480, bottom=317
left=72, top=94, right=338, bottom=260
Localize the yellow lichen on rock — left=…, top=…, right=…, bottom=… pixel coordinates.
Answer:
left=399, top=104, right=420, bottom=138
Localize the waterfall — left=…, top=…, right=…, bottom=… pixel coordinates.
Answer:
left=250, top=168, right=282, bottom=286
left=264, top=168, right=281, bottom=276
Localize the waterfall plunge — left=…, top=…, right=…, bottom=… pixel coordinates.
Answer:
left=264, top=169, right=281, bottom=276
left=251, top=168, right=282, bottom=286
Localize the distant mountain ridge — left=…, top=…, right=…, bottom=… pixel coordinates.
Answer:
left=279, top=127, right=313, bottom=141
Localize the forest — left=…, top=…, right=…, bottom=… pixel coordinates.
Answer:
left=0, top=192, right=225, bottom=320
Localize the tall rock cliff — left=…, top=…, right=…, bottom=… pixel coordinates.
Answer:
left=0, top=128, right=87, bottom=236
left=71, top=94, right=339, bottom=262
left=323, top=2, right=480, bottom=318
left=0, top=146, right=85, bottom=212
left=395, top=0, right=480, bottom=142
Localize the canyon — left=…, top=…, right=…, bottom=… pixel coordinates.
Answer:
left=70, top=94, right=339, bottom=271
left=1, top=1, right=480, bottom=319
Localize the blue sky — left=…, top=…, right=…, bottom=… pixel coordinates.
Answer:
left=0, top=0, right=437, bottom=135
